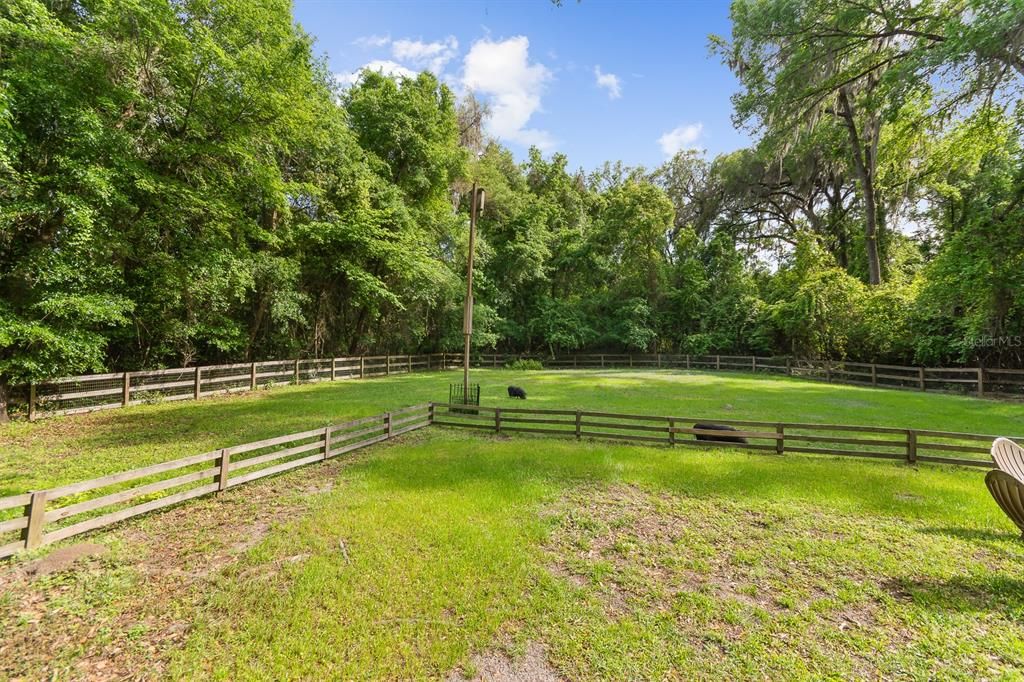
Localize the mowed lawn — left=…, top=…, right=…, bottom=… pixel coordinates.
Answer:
left=2, top=368, right=1024, bottom=496
left=2, top=429, right=1022, bottom=679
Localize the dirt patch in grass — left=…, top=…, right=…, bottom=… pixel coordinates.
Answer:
left=449, top=642, right=561, bottom=682
left=548, top=485, right=808, bottom=616
left=0, top=453, right=368, bottom=681
left=21, top=542, right=110, bottom=578
left=541, top=483, right=1024, bottom=678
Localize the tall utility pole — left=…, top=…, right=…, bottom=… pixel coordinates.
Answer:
left=463, top=183, right=484, bottom=401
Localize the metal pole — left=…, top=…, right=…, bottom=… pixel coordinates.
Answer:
left=463, top=184, right=483, bottom=401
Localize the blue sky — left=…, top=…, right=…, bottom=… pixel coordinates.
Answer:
left=293, top=0, right=751, bottom=172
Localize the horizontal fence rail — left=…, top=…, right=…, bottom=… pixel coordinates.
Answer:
left=430, top=402, right=1013, bottom=470
left=27, top=354, right=451, bottom=420
left=457, top=353, right=1022, bottom=400
left=0, top=404, right=432, bottom=560
left=18, top=352, right=1024, bottom=422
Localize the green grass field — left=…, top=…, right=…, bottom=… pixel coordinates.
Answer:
left=2, top=369, right=1023, bottom=679
left=2, top=428, right=1022, bottom=679
left=167, top=432, right=1023, bottom=680
left=2, top=368, right=1023, bottom=495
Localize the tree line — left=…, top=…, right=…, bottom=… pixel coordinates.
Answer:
left=1, top=0, right=1022, bottom=418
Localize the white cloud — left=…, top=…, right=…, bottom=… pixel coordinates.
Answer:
left=594, top=66, right=621, bottom=99
left=658, top=123, right=704, bottom=157
left=353, top=34, right=390, bottom=48
left=461, top=36, right=555, bottom=150
left=336, top=60, right=417, bottom=87
left=392, top=36, right=459, bottom=74
left=337, top=35, right=462, bottom=90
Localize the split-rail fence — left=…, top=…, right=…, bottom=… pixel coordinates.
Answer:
left=20, top=352, right=1024, bottom=421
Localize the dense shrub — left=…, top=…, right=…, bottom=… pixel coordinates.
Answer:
left=505, top=359, right=544, bottom=371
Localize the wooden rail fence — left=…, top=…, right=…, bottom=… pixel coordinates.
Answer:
left=27, top=354, right=451, bottom=420
left=20, top=352, right=1024, bottom=422
left=0, top=404, right=432, bottom=560
left=431, top=402, right=1009, bottom=469
left=453, top=353, right=1024, bottom=400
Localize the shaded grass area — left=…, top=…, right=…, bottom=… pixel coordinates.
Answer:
left=3, top=368, right=1024, bottom=497
left=161, top=431, right=1022, bottom=679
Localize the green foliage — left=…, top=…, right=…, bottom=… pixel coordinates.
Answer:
left=530, top=297, right=594, bottom=356
left=602, top=297, right=658, bottom=352
left=0, top=0, right=468, bottom=396
left=766, top=235, right=865, bottom=358
left=505, top=358, right=543, bottom=371
left=2, top=0, right=1024, bottom=421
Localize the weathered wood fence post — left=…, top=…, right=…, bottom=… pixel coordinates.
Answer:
left=715, top=355, right=720, bottom=370
left=977, top=368, right=985, bottom=398
left=194, top=366, right=202, bottom=400
left=122, top=372, right=131, bottom=406
left=668, top=418, right=676, bottom=446
left=385, top=411, right=393, bottom=438
left=918, top=367, right=926, bottom=391
left=360, top=356, right=365, bottom=379
left=776, top=425, right=784, bottom=454
left=871, top=363, right=877, bottom=386
left=575, top=409, right=582, bottom=440
left=495, top=408, right=501, bottom=434
left=322, top=426, right=331, bottom=460
left=217, top=448, right=231, bottom=491
left=331, top=358, right=337, bottom=381
left=906, top=430, right=917, bottom=463
left=23, top=491, right=47, bottom=550
left=250, top=362, right=257, bottom=390
left=28, top=384, right=37, bottom=422
left=293, top=359, right=300, bottom=384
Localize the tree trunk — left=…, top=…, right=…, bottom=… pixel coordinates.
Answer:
left=348, top=305, right=370, bottom=355
left=825, top=172, right=850, bottom=269
left=0, top=381, right=9, bottom=424
left=247, top=293, right=270, bottom=359
left=837, top=87, right=883, bottom=285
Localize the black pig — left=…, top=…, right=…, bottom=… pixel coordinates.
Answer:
left=693, top=422, right=747, bottom=444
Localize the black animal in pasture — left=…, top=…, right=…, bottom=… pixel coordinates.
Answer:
left=507, top=386, right=527, bottom=400
left=692, top=422, right=747, bottom=444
